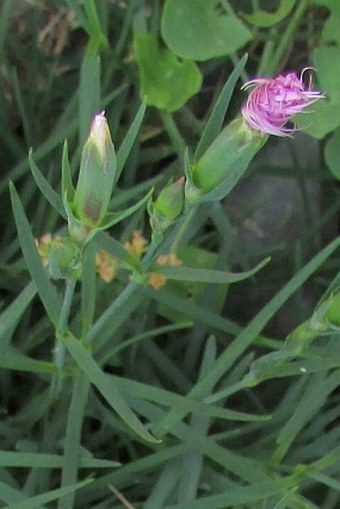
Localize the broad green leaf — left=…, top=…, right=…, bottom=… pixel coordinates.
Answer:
left=154, top=257, right=270, bottom=284
left=297, top=100, right=340, bottom=140
left=243, top=0, right=296, bottom=28
left=60, top=331, right=160, bottom=444
left=296, top=47, right=340, bottom=139
left=313, top=47, right=340, bottom=102
left=133, top=34, right=202, bottom=112
left=314, top=0, right=340, bottom=16
left=161, top=0, right=251, bottom=61
left=9, top=183, right=61, bottom=326
left=322, top=10, right=340, bottom=46
left=325, top=127, right=340, bottom=180
left=195, top=54, right=248, bottom=160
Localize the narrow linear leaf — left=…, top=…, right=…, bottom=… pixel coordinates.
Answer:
left=116, top=101, right=147, bottom=182
left=0, top=354, right=57, bottom=375
left=153, top=236, right=340, bottom=436
left=79, top=43, right=101, bottom=146
left=100, top=188, right=153, bottom=230
left=60, top=331, right=160, bottom=444
left=193, top=236, right=340, bottom=394
left=0, top=281, right=36, bottom=339
left=61, top=139, right=75, bottom=201
left=85, top=281, right=141, bottom=347
left=195, top=54, right=248, bottom=160
left=58, top=374, right=91, bottom=509
left=9, top=183, right=61, bottom=325
left=112, top=375, right=270, bottom=422
left=0, top=481, right=27, bottom=505
left=142, top=286, right=240, bottom=336
left=164, top=478, right=294, bottom=509
left=28, top=150, right=66, bottom=218
left=4, top=478, right=92, bottom=509
left=94, top=231, right=141, bottom=271
left=82, top=0, right=108, bottom=47
left=155, top=257, right=270, bottom=284
left=0, top=451, right=119, bottom=469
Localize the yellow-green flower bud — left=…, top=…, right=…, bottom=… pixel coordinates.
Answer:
left=148, top=177, right=184, bottom=234
left=48, top=237, right=82, bottom=280
left=187, top=117, right=266, bottom=203
left=72, top=111, right=117, bottom=228
left=325, top=293, right=340, bottom=326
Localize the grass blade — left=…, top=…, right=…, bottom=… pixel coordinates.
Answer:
left=9, top=183, right=61, bottom=325
left=195, top=54, right=248, bottom=160
left=60, top=330, right=160, bottom=444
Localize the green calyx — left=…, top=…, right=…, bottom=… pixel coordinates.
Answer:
left=188, top=117, right=266, bottom=202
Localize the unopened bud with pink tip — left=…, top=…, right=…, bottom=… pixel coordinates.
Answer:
left=72, top=111, right=117, bottom=228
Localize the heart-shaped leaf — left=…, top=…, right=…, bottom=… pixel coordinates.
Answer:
left=325, top=127, right=340, bottom=180
left=161, top=0, right=251, bottom=61
left=133, top=34, right=202, bottom=112
left=296, top=47, right=340, bottom=139
left=242, top=0, right=296, bottom=28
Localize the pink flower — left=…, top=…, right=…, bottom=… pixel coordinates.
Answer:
left=241, top=69, right=325, bottom=137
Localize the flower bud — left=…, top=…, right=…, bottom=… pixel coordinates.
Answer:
left=36, top=233, right=81, bottom=277
left=72, top=111, right=117, bottom=229
left=324, top=293, right=340, bottom=327
left=187, top=117, right=265, bottom=202
left=148, top=177, right=184, bottom=234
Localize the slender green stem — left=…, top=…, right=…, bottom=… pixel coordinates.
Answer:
left=57, top=373, right=91, bottom=509
left=256, top=29, right=277, bottom=77
left=266, top=0, right=310, bottom=75
left=84, top=280, right=139, bottom=345
left=160, top=111, right=186, bottom=156
left=58, top=279, right=77, bottom=335
left=0, top=0, right=13, bottom=61
left=50, top=279, right=77, bottom=398
left=55, top=279, right=77, bottom=369
left=169, top=205, right=198, bottom=255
